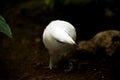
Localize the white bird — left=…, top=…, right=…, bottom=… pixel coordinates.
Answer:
left=42, top=20, right=76, bottom=69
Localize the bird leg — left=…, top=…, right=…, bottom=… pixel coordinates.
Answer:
left=49, top=53, right=61, bottom=70
left=49, top=56, right=53, bottom=70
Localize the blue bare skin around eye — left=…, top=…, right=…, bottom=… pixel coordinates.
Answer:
left=65, top=30, right=71, bottom=36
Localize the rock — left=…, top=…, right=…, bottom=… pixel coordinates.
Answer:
left=77, top=30, right=120, bottom=56
left=77, top=40, right=96, bottom=54
left=91, top=30, right=120, bottom=56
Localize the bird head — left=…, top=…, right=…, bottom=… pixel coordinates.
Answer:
left=52, top=28, right=76, bottom=46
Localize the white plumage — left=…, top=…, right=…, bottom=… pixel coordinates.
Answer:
left=43, top=20, right=76, bottom=69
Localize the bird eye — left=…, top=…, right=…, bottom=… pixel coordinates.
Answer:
left=65, top=30, right=71, bottom=36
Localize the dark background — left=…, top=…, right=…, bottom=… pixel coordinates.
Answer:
left=0, top=0, right=120, bottom=80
